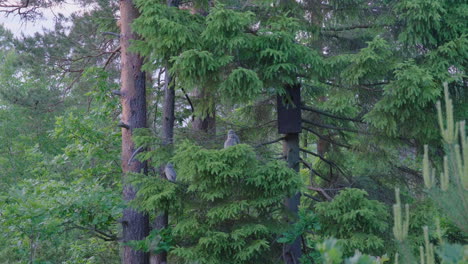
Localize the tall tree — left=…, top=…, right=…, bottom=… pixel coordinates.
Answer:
left=119, top=0, right=149, bottom=262
left=278, top=84, right=303, bottom=263
left=151, top=2, right=179, bottom=264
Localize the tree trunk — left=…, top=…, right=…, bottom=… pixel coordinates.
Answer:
left=151, top=3, right=179, bottom=264
left=190, top=3, right=215, bottom=135
left=150, top=68, right=175, bottom=264
left=161, top=73, right=175, bottom=146
left=283, top=133, right=302, bottom=264
left=120, top=0, right=149, bottom=263
left=277, top=84, right=302, bottom=264
left=191, top=88, right=216, bottom=134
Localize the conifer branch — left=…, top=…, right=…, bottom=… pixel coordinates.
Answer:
left=302, top=192, right=322, bottom=202
left=70, top=224, right=119, bottom=241
left=300, top=148, right=331, bottom=164
left=103, top=47, right=121, bottom=69
left=302, top=119, right=369, bottom=134
left=0, top=0, right=39, bottom=19
left=102, top=32, right=121, bottom=38
left=392, top=163, right=422, bottom=179
left=301, top=105, right=363, bottom=123
left=117, top=121, right=130, bottom=129
left=299, top=148, right=347, bottom=177
left=322, top=24, right=390, bottom=32
left=128, top=146, right=144, bottom=166
left=307, top=186, right=332, bottom=201
left=111, top=90, right=122, bottom=96
left=181, top=87, right=195, bottom=120
left=360, top=81, right=389, bottom=87
left=302, top=127, right=351, bottom=149
left=300, top=158, right=330, bottom=182
left=255, top=137, right=285, bottom=148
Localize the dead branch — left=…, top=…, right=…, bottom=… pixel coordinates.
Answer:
left=302, top=126, right=351, bottom=149
left=299, top=148, right=348, bottom=177
left=255, top=137, right=285, bottom=148
left=302, top=192, right=322, bottom=202
left=301, top=105, right=363, bottom=123
left=302, top=119, right=369, bottom=134
left=307, top=186, right=332, bottom=201
left=299, top=158, right=330, bottom=182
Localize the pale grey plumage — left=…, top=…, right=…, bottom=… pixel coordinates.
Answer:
left=164, top=162, right=177, bottom=182
left=224, top=130, right=240, bottom=148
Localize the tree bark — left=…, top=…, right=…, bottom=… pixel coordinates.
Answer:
left=150, top=68, right=175, bottom=264
left=277, top=84, right=302, bottom=264
left=191, top=87, right=216, bottom=133
left=283, top=133, right=302, bottom=264
left=120, top=0, right=149, bottom=263
left=161, top=73, right=175, bottom=146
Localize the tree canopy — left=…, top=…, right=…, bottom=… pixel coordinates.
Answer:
left=0, top=0, right=466, bottom=263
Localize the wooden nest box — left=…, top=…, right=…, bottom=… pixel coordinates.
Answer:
left=277, top=84, right=301, bottom=134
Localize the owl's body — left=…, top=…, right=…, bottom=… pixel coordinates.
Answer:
left=165, top=163, right=177, bottom=182
left=224, top=130, right=240, bottom=148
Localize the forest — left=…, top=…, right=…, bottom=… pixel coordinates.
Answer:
left=0, top=0, right=466, bottom=263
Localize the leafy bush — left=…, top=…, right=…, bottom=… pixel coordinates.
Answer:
left=315, top=188, right=390, bottom=256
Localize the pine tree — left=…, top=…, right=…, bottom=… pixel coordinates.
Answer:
left=119, top=0, right=150, bottom=262
left=130, top=142, right=300, bottom=263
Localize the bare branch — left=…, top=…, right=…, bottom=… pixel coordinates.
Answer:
left=255, top=137, right=285, bottom=148
left=299, top=158, right=330, bottom=182
left=102, top=31, right=120, bottom=38
left=118, top=121, right=130, bottom=129
left=181, top=87, right=195, bottom=120
left=307, top=186, right=332, bottom=201
left=322, top=24, right=390, bottom=32
left=104, top=46, right=121, bottom=69
left=299, top=148, right=332, bottom=165
left=302, top=119, right=369, bottom=134
left=299, top=148, right=347, bottom=177
left=111, top=90, right=122, bottom=96
left=302, top=192, right=322, bottom=202
left=128, top=146, right=144, bottom=166
left=70, top=224, right=119, bottom=241
left=302, top=126, right=351, bottom=149
left=301, top=105, right=363, bottom=123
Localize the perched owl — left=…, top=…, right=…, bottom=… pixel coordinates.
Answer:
left=164, top=162, right=177, bottom=182
left=224, top=130, right=240, bottom=148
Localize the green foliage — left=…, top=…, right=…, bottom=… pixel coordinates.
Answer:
left=392, top=85, right=468, bottom=264
left=219, top=68, right=263, bottom=103
left=278, top=208, right=320, bottom=244
left=127, top=228, right=174, bottom=255
left=0, top=11, right=123, bottom=264
left=132, top=2, right=204, bottom=64
left=1, top=0, right=467, bottom=263
left=341, top=36, right=392, bottom=85
left=315, top=238, right=389, bottom=264
left=396, top=0, right=467, bottom=47
left=130, top=173, right=181, bottom=213
left=171, top=142, right=300, bottom=263
left=132, top=1, right=317, bottom=113
left=0, top=179, right=122, bottom=263
left=317, top=239, right=344, bottom=264
left=315, top=189, right=390, bottom=256
left=364, top=60, right=440, bottom=138
left=396, top=0, right=446, bottom=47
left=422, top=85, right=468, bottom=233
left=131, top=142, right=301, bottom=263
left=437, top=243, right=466, bottom=264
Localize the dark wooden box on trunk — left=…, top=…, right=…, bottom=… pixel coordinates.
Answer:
left=277, top=84, right=301, bottom=134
